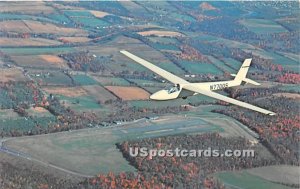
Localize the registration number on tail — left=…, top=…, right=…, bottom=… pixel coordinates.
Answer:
left=210, top=83, right=228, bottom=90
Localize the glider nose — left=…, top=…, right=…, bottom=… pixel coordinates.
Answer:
left=150, top=90, right=168, bottom=100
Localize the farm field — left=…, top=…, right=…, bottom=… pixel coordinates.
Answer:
left=137, top=30, right=184, bottom=37
left=278, top=51, right=300, bottom=62
left=216, top=171, right=294, bottom=189
left=58, top=37, right=91, bottom=43
left=0, top=68, right=28, bottom=82
left=207, top=56, right=236, bottom=73
left=147, top=36, right=179, bottom=44
left=32, top=71, right=73, bottom=86
left=1, top=47, right=75, bottom=55
left=72, top=74, right=98, bottom=86
left=0, top=109, right=19, bottom=120
left=82, top=85, right=117, bottom=103
left=0, top=20, right=88, bottom=36
left=71, top=17, right=109, bottom=28
left=178, top=59, right=224, bottom=75
left=151, top=43, right=180, bottom=52
left=127, top=78, right=166, bottom=88
left=105, top=86, right=150, bottom=100
left=78, top=36, right=185, bottom=75
left=0, top=2, right=55, bottom=14
left=243, top=49, right=298, bottom=66
left=0, top=1, right=299, bottom=188
left=11, top=55, right=68, bottom=69
left=221, top=58, right=243, bottom=71
left=90, top=10, right=111, bottom=18
left=56, top=95, right=103, bottom=112
left=200, top=34, right=298, bottom=72
left=239, top=19, right=288, bottom=35
left=42, top=86, right=88, bottom=97
left=0, top=116, right=36, bottom=133
left=0, top=37, right=63, bottom=47
left=119, top=0, right=148, bottom=14
left=92, top=76, right=131, bottom=86
left=27, top=107, right=54, bottom=117
left=0, top=109, right=56, bottom=134
left=64, top=9, right=110, bottom=28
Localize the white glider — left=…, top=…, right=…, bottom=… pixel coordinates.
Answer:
left=120, top=50, right=276, bottom=116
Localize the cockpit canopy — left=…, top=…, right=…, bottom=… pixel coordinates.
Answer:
left=164, top=84, right=181, bottom=94
left=150, top=84, right=182, bottom=100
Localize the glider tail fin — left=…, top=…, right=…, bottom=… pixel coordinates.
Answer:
left=233, top=58, right=255, bottom=85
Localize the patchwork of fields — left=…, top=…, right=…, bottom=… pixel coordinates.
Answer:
left=0, top=1, right=299, bottom=188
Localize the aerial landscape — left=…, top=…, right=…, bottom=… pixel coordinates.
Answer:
left=0, top=1, right=299, bottom=189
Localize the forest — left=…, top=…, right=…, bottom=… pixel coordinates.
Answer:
left=215, top=87, right=300, bottom=165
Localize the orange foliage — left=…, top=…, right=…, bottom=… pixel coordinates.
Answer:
left=177, top=45, right=210, bottom=62
left=277, top=73, right=300, bottom=84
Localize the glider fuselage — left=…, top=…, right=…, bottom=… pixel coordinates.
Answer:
left=150, top=80, right=240, bottom=101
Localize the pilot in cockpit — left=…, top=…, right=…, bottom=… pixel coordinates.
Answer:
left=167, top=84, right=180, bottom=94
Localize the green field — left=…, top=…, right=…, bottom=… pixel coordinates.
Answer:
left=201, top=33, right=298, bottom=73
left=63, top=10, right=109, bottom=28
left=216, top=171, right=293, bottom=189
left=0, top=116, right=56, bottom=133
left=128, top=78, right=166, bottom=88
left=72, top=74, right=98, bottom=86
left=27, top=108, right=55, bottom=118
left=154, top=62, right=185, bottom=75
left=93, top=76, right=131, bottom=86
left=72, top=17, right=109, bottom=28
left=0, top=109, right=55, bottom=130
left=47, top=13, right=71, bottom=24
left=151, top=43, right=180, bottom=51
left=222, top=58, right=242, bottom=71
left=170, top=12, right=196, bottom=22
left=1, top=117, right=35, bottom=133
left=194, top=34, right=220, bottom=42
left=239, top=19, right=288, bottom=35
left=63, top=10, right=93, bottom=17
left=0, top=13, right=58, bottom=23
left=243, top=49, right=299, bottom=72
left=57, top=95, right=103, bottom=111
left=179, top=60, right=224, bottom=75
left=33, top=72, right=73, bottom=86
left=222, top=58, right=260, bottom=73
left=147, top=36, right=179, bottom=44
left=278, top=52, right=300, bottom=62
left=279, top=85, right=300, bottom=93
left=207, top=56, right=236, bottom=73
